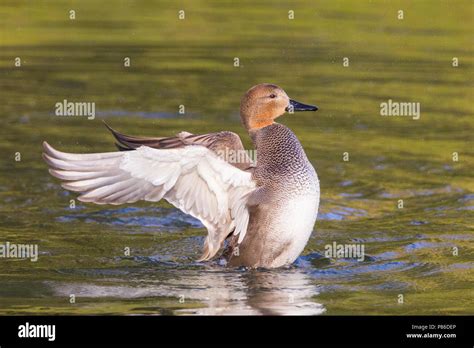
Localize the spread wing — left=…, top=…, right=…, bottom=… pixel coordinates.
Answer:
left=104, top=122, right=255, bottom=171
left=43, top=141, right=256, bottom=261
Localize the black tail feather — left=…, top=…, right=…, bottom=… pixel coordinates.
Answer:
left=103, top=120, right=186, bottom=151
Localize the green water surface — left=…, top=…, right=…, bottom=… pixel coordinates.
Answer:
left=0, top=0, right=473, bottom=315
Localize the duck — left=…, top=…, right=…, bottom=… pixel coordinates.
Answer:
left=43, top=83, right=320, bottom=268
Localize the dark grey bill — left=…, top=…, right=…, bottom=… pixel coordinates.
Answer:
left=286, top=99, right=318, bottom=112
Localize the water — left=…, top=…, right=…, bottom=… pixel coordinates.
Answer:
left=0, top=0, right=473, bottom=315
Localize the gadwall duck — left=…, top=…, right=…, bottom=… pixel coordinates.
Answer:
left=43, top=83, right=320, bottom=268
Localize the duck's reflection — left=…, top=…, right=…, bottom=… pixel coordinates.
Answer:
left=172, top=266, right=325, bottom=315
left=50, top=265, right=325, bottom=315
left=239, top=268, right=325, bottom=315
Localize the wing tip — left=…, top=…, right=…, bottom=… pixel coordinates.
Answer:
left=48, top=168, right=62, bottom=179
left=42, top=152, right=55, bottom=167
left=103, top=121, right=137, bottom=151
left=42, top=141, right=54, bottom=156
left=102, top=120, right=115, bottom=133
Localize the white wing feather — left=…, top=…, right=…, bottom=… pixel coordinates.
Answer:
left=43, top=142, right=256, bottom=260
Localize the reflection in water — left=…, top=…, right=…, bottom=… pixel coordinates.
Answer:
left=49, top=265, right=325, bottom=315
left=240, top=269, right=325, bottom=315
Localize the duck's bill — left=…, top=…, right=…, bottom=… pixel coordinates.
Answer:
left=286, top=99, right=318, bottom=112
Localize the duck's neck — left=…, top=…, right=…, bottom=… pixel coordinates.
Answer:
left=248, top=119, right=274, bottom=130
left=248, top=122, right=279, bottom=143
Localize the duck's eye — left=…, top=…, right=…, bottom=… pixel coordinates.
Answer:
left=269, top=94, right=277, bottom=99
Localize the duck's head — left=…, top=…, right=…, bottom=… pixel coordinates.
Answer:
left=240, top=83, right=318, bottom=131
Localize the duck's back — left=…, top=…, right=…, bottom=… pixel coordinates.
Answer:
left=227, top=123, right=320, bottom=268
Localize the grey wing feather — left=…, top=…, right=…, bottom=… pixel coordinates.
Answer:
left=103, top=121, right=255, bottom=171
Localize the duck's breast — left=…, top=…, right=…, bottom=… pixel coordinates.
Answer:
left=230, top=123, right=320, bottom=268
left=263, top=192, right=319, bottom=267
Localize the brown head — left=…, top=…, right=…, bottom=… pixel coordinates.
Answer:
left=240, top=83, right=318, bottom=131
